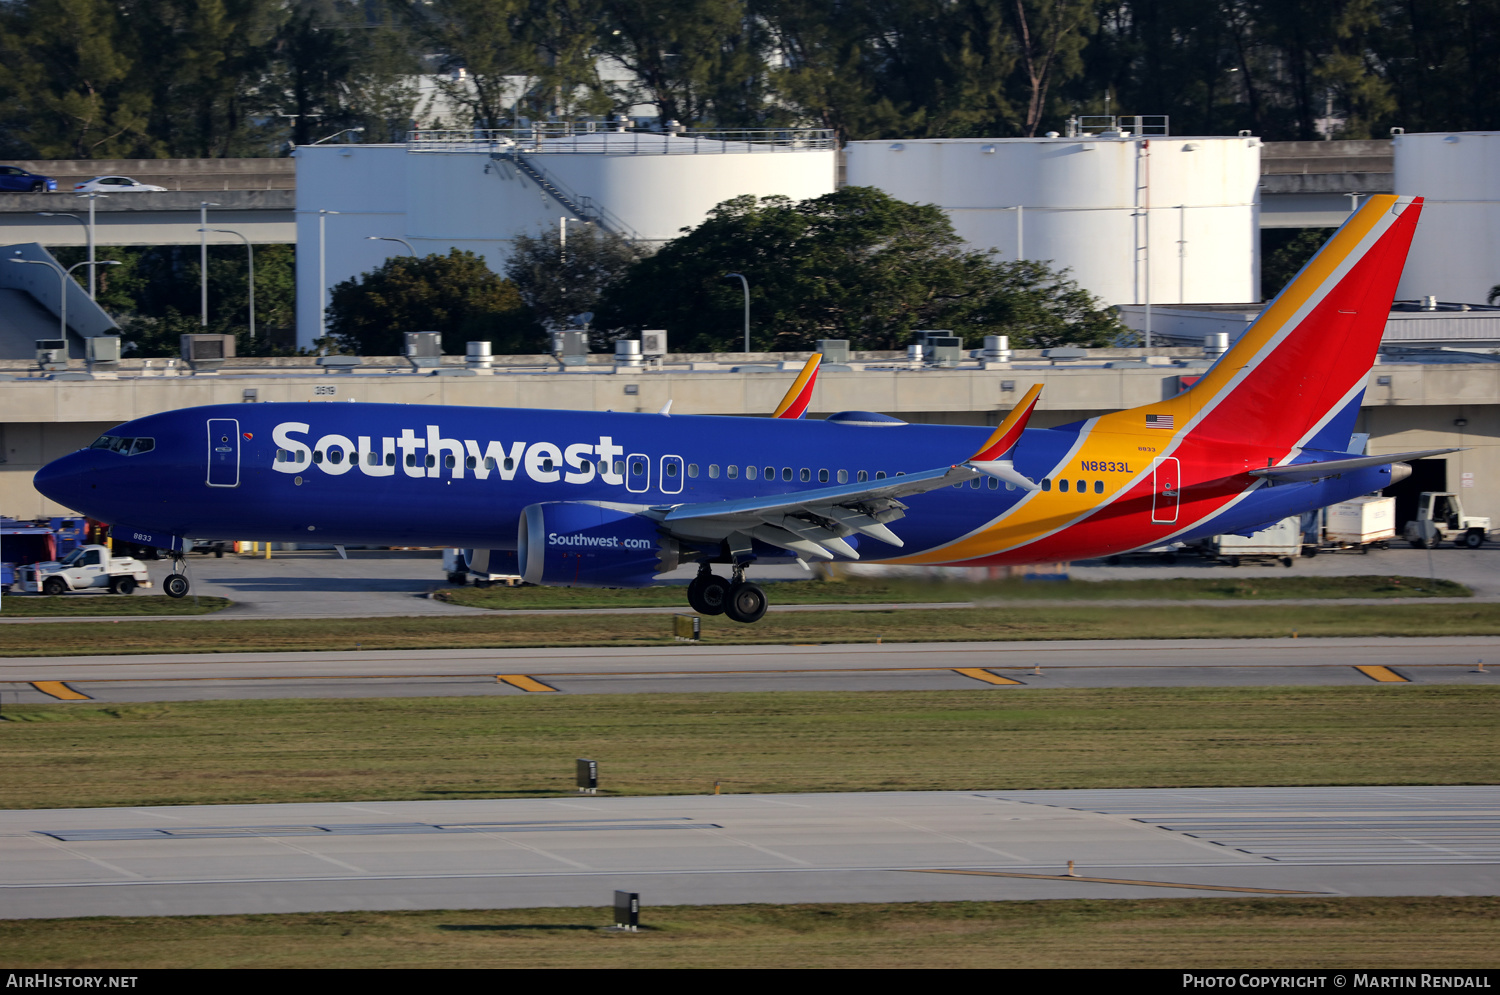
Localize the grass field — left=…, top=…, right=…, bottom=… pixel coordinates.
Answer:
left=436, top=574, right=1472, bottom=610
left=1, top=601, right=1497, bottom=657
left=2, top=687, right=1494, bottom=809
left=0, top=595, right=230, bottom=617
left=2, top=897, right=1495, bottom=969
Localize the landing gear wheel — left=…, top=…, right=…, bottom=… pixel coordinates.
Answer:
left=164, top=573, right=189, bottom=598
left=687, top=574, right=729, bottom=615
left=42, top=577, right=66, bottom=596
left=724, top=582, right=768, bottom=624
left=1464, top=531, right=1485, bottom=549
left=111, top=577, right=136, bottom=595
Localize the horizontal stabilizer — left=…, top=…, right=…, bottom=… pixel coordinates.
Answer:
left=1250, top=448, right=1461, bottom=483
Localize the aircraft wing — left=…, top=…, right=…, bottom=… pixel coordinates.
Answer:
left=649, top=464, right=979, bottom=560
left=1250, top=448, right=1461, bottom=483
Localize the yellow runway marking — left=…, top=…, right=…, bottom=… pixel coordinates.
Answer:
left=31, top=681, right=89, bottom=700
left=497, top=674, right=559, bottom=692
left=953, top=668, right=1023, bottom=686
left=1355, top=665, right=1409, bottom=683
left=908, top=868, right=1322, bottom=895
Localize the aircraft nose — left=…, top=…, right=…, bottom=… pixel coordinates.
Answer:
left=34, top=450, right=96, bottom=511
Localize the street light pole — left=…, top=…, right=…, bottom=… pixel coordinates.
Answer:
left=200, top=201, right=220, bottom=326
left=724, top=272, right=750, bottom=352
left=365, top=235, right=416, bottom=256
left=35, top=209, right=109, bottom=299
left=203, top=228, right=255, bottom=343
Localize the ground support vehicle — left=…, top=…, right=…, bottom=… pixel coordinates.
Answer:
left=444, top=548, right=522, bottom=587
left=1201, top=516, right=1303, bottom=567
left=16, top=545, right=153, bottom=595
left=1320, top=495, right=1397, bottom=553
left=2, top=517, right=87, bottom=591
left=1404, top=492, right=1491, bottom=549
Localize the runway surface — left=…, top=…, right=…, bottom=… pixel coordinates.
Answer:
left=5, top=637, right=1496, bottom=702
left=3, top=786, right=1495, bottom=919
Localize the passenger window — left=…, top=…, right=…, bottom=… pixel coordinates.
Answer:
left=895, top=471, right=906, bottom=476
left=800, top=468, right=810, bottom=482
left=445, top=455, right=457, bottom=469
left=746, top=466, right=757, bottom=480
left=970, top=478, right=980, bottom=489
left=542, top=457, right=554, bottom=472
left=765, top=466, right=775, bottom=480
left=276, top=449, right=285, bottom=462
left=313, top=451, right=324, bottom=464
left=612, top=460, right=622, bottom=474
left=666, top=462, right=678, bottom=477
left=426, top=454, right=437, bottom=468
left=406, top=454, right=416, bottom=467
left=632, top=460, right=644, bottom=475
left=597, top=460, right=608, bottom=473
left=1094, top=480, right=1104, bottom=494
left=465, top=455, right=476, bottom=469
left=485, top=457, right=496, bottom=469
left=727, top=465, right=738, bottom=479
left=818, top=469, right=829, bottom=483
left=386, top=453, right=396, bottom=466
left=1077, top=479, right=1085, bottom=493
left=708, top=464, right=719, bottom=478
left=1007, top=481, right=1016, bottom=491
left=857, top=470, right=868, bottom=482
left=329, top=449, right=343, bottom=464
left=875, top=471, right=886, bottom=479
left=367, top=452, right=377, bottom=466
left=988, top=477, right=998, bottom=489
left=837, top=470, right=848, bottom=483
left=1059, top=479, right=1068, bottom=493
left=688, top=463, right=699, bottom=478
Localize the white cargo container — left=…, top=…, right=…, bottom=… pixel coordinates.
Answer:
left=1324, top=495, right=1396, bottom=549
left=1207, top=516, right=1303, bottom=567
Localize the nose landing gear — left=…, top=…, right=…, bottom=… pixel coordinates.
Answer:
left=163, top=553, right=190, bottom=599
left=686, top=563, right=769, bottom=623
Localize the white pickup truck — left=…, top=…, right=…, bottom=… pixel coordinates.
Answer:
left=16, top=544, right=154, bottom=595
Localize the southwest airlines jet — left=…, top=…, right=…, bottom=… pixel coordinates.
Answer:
left=34, top=195, right=1455, bottom=622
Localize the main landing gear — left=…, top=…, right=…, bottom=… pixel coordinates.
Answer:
left=164, top=553, right=190, bottom=599
left=687, top=564, right=767, bottom=623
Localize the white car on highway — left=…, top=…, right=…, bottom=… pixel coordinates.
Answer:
left=72, top=175, right=167, bottom=193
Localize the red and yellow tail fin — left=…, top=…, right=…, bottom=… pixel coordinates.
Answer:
left=773, top=353, right=822, bottom=419
left=968, top=384, right=1043, bottom=462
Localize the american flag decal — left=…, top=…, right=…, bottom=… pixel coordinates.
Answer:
left=1146, top=414, right=1175, bottom=429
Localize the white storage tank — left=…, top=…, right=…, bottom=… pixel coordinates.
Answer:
left=1394, top=131, right=1500, bottom=305
left=844, top=135, right=1261, bottom=307
left=295, top=130, right=836, bottom=349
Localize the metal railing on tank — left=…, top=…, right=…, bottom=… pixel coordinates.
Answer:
left=406, top=124, right=836, bottom=154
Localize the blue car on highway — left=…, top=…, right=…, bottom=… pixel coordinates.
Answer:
left=0, top=165, right=57, bottom=192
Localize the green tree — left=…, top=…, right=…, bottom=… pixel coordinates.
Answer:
left=504, top=223, right=644, bottom=340
left=326, top=249, right=542, bottom=355
left=594, top=187, right=1122, bottom=351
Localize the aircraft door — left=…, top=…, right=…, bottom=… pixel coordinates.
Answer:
left=659, top=455, right=684, bottom=495
left=206, top=418, right=240, bottom=487
left=1151, top=456, right=1180, bottom=523
left=626, top=453, right=650, bottom=493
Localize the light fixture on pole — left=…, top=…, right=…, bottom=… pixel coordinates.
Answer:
left=202, top=228, right=255, bottom=343
left=8, top=254, right=120, bottom=341
left=200, top=201, right=220, bottom=326
left=365, top=235, right=416, bottom=256
left=724, top=272, right=750, bottom=352
left=318, top=210, right=340, bottom=346
left=35, top=206, right=109, bottom=300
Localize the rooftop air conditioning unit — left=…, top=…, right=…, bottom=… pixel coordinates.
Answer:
left=404, top=331, right=442, bottom=369
left=815, top=339, right=850, bottom=364
left=35, top=338, right=67, bottom=372
left=86, top=335, right=121, bottom=372
left=180, top=333, right=235, bottom=372
left=640, top=330, right=667, bottom=356
left=554, top=330, right=589, bottom=367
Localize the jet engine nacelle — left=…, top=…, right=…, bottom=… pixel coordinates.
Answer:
left=517, top=502, right=677, bottom=587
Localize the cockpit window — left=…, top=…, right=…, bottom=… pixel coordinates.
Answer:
left=89, top=434, right=154, bottom=455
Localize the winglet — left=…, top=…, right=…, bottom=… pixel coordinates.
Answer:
left=969, top=384, right=1043, bottom=461
left=772, top=353, right=822, bottom=419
